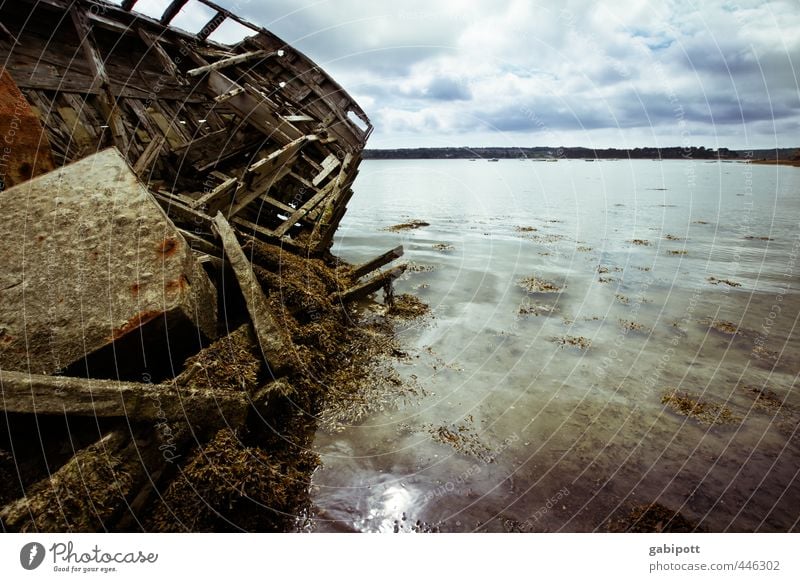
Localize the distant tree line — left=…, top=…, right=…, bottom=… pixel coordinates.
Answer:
left=363, top=146, right=799, bottom=160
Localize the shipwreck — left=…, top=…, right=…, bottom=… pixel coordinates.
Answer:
left=0, top=0, right=407, bottom=531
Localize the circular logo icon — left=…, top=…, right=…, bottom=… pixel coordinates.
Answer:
left=20, top=542, right=46, bottom=570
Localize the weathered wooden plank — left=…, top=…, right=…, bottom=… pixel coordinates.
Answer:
left=0, top=370, right=248, bottom=427
left=213, top=213, right=288, bottom=372
left=300, top=152, right=324, bottom=172
left=192, top=176, right=238, bottom=215
left=271, top=177, right=337, bottom=237
left=259, top=194, right=296, bottom=215
left=288, top=171, right=316, bottom=190
left=314, top=183, right=356, bottom=253
left=334, top=265, right=408, bottom=304
left=173, top=125, right=262, bottom=172
left=138, top=29, right=181, bottom=80
left=229, top=165, right=291, bottom=219
left=350, top=246, right=404, bottom=280
left=311, top=153, right=341, bottom=186
left=0, top=429, right=168, bottom=532
left=226, top=134, right=313, bottom=217
left=195, top=0, right=263, bottom=36
left=70, top=7, right=129, bottom=152
left=179, top=228, right=220, bottom=255
left=197, top=11, right=227, bottom=40
left=284, top=114, right=315, bottom=122
left=206, top=70, right=303, bottom=143
left=161, top=0, right=190, bottom=25
left=148, top=106, right=185, bottom=149
left=152, top=190, right=214, bottom=233
left=230, top=217, right=305, bottom=255
left=187, top=49, right=273, bottom=77
left=133, top=134, right=166, bottom=177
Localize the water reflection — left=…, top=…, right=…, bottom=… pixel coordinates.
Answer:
left=311, top=160, right=800, bottom=532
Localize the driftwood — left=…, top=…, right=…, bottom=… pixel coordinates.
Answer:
left=350, top=246, right=404, bottom=280
left=187, top=49, right=275, bottom=76
left=0, top=428, right=181, bottom=532
left=335, top=265, right=408, bottom=304
left=214, top=212, right=289, bottom=373
left=0, top=370, right=248, bottom=428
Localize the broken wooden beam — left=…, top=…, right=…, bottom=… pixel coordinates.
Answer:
left=132, top=134, right=165, bottom=177
left=271, top=177, right=337, bottom=237
left=312, top=153, right=341, bottom=187
left=334, top=264, right=407, bottom=304
left=192, top=175, right=238, bottom=215
left=160, top=0, right=190, bottom=26
left=213, top=212, right=289, bottom=374
left=206, top=70, right=304, bottom=143
left=138, top=29, right=181, bottom=80
left=350, top=246, right=404, bottom=280
left=70, top=7, right=129, bottom=152
left=0, top=429, right=159, bottom=532
left=197, top=11, right=227, bottom=40
left=187, top=49, right=274, bottom=77
left=0, top=370, right=248, bottom=428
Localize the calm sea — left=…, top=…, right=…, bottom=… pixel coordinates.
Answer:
left=310, top=158, right=800, bottom=532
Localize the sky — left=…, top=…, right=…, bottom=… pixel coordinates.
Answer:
left=121, top=0, right=799, bottom=149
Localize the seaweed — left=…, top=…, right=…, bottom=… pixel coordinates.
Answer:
left=607, top=503, right=702, bottom=532
left=660, top=390, right=741, bottom=426
left=518, top=276, right=564, bottom=293
left=384, top=220, right=430, bottom=231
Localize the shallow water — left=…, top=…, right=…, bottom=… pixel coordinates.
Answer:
left=309, top=158, right=800, bottom=532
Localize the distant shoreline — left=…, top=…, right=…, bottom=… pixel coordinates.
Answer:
left=750, top=159, right=800, bottom=167
left=363, top=146, right=799, bottom=163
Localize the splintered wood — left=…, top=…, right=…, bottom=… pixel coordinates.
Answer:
left=0, top=0, right=371, bottom=255
left=0, top=0, right=410, bottom=533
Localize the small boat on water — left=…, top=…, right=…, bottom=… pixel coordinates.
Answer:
left=488, top=158, right=499, bottom=162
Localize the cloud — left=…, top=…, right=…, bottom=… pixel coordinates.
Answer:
left=196, top=0, right=800, bottom=148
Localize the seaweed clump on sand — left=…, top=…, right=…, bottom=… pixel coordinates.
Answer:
left=707, top=276, right=742, bottom=287
left=388, top=293, right=431, bottom=319
left=607, top=503, right=701, bottom=532
left=661, top=390, right=741, bottom=426
left=745, top=385, right=786, bottom=413
left=424, top=422, right=493, bottom=462
left=517, top=276, right=563, bottom=294
left=384, top=220, right=430, bottom=232
left=702, top=318, right=740, bottom=336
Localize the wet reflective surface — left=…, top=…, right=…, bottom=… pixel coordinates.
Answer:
left=310, top=159, right=800, bottom=532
